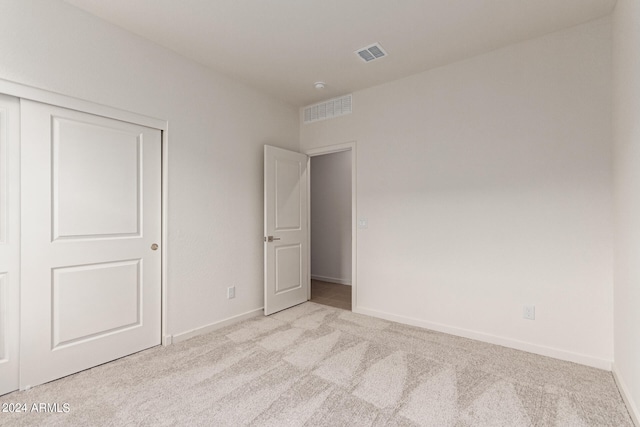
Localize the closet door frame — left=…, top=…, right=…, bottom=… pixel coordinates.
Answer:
left=0, top=78, right=171, bottom=386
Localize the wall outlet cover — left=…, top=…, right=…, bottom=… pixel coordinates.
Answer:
left=523, top=304, right=535, bottom=320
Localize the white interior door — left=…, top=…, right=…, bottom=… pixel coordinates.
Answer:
left=20, top=100, right=162, bottom=389
left=264, top=145, right=309, bottom=315
left=0, top=94, right=20, bottom=395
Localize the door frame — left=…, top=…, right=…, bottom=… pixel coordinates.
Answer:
left=305, top=141, right=357, bottom=310
left=0, top=77, right=171, bottom=347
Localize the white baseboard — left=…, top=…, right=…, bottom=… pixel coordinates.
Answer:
left=353, top=305, right=612, bottom=371
left=171, top=307, right=263, bottom=344
left=612, top=363, right=640, bottom=426
left=311, top=274, right=351, bottom=285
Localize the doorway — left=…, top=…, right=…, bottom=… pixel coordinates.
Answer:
left=308, top=146, right=354, bottom=311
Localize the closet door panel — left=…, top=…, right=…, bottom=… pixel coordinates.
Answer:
left=0, top=93, right=19, bottom=396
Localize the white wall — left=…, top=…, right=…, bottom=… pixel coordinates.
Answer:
left=0, top=0, right=299, bottom=336
left=612, top=0, right=640, bottom=422
left=301, top=18, right=613, bottom=367
left=310, top=151, right=352, bottom=285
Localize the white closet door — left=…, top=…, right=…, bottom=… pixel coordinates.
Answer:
left=20, top=100, right=162, bottom=389
left=0, top=94, right=19, bottom=396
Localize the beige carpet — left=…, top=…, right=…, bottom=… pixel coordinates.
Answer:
left=0, top=302, right=633, bottom=426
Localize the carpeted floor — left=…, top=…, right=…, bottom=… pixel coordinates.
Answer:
left=0, top=302, right=633, bottom=426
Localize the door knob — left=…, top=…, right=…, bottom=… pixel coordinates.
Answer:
left=265, top=236, right=281, bottom=242
left=151, top=243, right=159, bottom=250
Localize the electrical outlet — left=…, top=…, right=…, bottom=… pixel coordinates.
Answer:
left=523, top=305, right=535, bottom=320
left=227, top=286, right=235, bottom=299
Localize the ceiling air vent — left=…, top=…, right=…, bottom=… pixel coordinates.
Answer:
left=355, top=43, right=387, bottom=63
left=303, top=94, right=352, bottom=124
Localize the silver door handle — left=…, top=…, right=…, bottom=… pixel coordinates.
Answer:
left=265, top=236, right=281, bottom=242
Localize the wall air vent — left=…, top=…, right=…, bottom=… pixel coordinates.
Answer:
left=303, top=94, right=352, bottom=124
left=355, top=43, right=387, bottom=62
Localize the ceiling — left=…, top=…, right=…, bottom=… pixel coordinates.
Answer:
left=63, top=0, right=616, bottom=107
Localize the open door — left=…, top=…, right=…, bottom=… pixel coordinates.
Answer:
left=264, top=145, right=309, bottom=315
